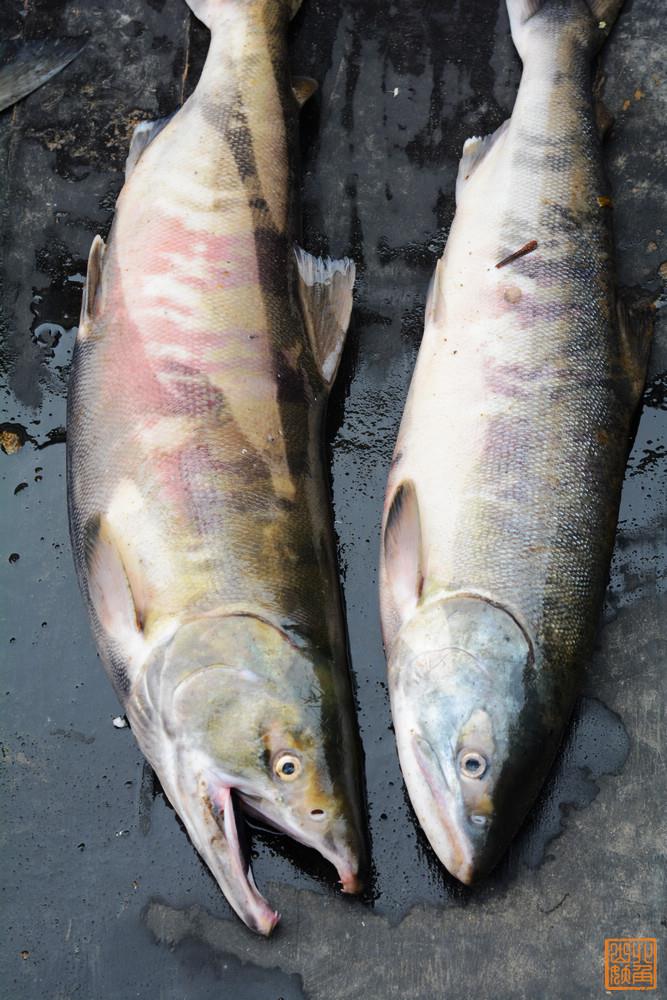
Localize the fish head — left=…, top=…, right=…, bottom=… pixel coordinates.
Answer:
left=147, top=614, right=364, bottom=933
left=387, top=595, right=559, bottom=884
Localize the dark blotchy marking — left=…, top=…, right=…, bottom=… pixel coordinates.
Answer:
left=496, top=240, right=538, bottom=269
left=254, top=225, right=289, bottom=301
left=223, top=93, right=257, bottom=182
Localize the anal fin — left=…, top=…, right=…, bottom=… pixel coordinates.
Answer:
left=294, top=247, right=356, bottom=387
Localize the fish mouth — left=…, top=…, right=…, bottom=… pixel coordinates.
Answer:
left=208, top=785, right=280, bottom=936
left=409, top=734, right=476, bottom=884
left=240, top=794, right=362, bottom=895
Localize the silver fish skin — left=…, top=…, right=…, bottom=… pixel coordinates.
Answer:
left=379, top=0, right=652, bottom=885
left=67, top=0, right=365, bottom=935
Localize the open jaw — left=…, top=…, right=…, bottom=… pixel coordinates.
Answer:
left=208, top=785, right=280, bottom=936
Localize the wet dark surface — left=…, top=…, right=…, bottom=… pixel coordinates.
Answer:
left=1, top=1, right=665, bottom=998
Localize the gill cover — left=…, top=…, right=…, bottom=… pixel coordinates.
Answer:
left=386, top=565, right=557, bottom=882
left=132, top=614, right=364, bottom=934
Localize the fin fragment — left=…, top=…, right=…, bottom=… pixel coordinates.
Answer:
left=294, top=247, right=355, bottom=386
left=80, top=235, right=106, bottom=329
left=125, top=115, right=174, bottom=178
left=292, top=76, right=318, bottom=107
left=0, top=37, right=84, bottom=114
left=456, top=121, right=509, bottom=202
left=425, top=258, right=446, bottom=327
left=383, top=481, right=424, bottom=621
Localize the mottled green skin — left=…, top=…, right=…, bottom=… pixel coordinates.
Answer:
left=67, top=0, right=364, bottom=928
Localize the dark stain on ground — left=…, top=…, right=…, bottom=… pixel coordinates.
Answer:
left=1, top=0, right=665, bottom=998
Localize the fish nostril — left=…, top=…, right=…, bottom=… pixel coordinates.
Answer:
left=470, top=814, right=489, bottom=827
left=310, top=808, right=325, bottom=821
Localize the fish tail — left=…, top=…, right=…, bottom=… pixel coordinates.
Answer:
left=506, top=0, right=625, bottom=57
left=185, top=0, right=302, bottom=28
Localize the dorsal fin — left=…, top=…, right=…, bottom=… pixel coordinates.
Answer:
left=383, top=480, right=424, bottom=621
left=80, top=235, right=106, bottom=328
left=294, top=246, right=356, bottom=387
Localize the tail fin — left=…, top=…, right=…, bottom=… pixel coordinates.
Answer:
left=185, top=0, right=302, bottom=28
left=506, top=0, right=625, bottom=56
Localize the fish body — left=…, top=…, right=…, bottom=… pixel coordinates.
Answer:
left=380, top=0, right=652, bottom=884
left=67, top=0, right=364, bottom=934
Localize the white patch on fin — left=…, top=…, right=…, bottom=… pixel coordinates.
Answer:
left=292, top=76, right=318, bottom=107
left=294, top=246, right=356, bottom=387
left=383, top=480, right=424, bottom=623
left=456, top=121, right=509, bottom=202
left=125, top=115, right=174, bottom=179
left=79, top=235, right=106, bottom=332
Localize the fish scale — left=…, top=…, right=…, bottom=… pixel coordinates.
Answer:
left=380, top=0, right=652, bottom=885
left=67, top=0, right=364, bottom=935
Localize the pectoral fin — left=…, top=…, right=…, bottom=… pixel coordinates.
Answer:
left=383, top=480, right=425, bottom=622
left=83, top=514, right=148, bottom=677
left=294, top=246, right=356, bottom=387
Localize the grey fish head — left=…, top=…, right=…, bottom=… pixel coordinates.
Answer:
left=388, top=595, right=564, bottom=884
left=143, top=614, right=365, bottom=933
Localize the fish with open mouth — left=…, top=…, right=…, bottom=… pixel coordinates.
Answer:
left=67, top=0, right=364, bottom=935
left=379, top=0, right=652, bottom=885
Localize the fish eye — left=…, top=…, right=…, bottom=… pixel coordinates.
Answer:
left=272, top=751, right=302, bottom=782
left=459, top=750, right=487, bottom=779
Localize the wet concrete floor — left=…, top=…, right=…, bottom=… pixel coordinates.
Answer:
left=1, top=0, right=665, bottom=997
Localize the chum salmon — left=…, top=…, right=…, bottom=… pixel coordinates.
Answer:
left=67, top=0, right=365, bottom=935
left=379, top=0, right=652, bottom=884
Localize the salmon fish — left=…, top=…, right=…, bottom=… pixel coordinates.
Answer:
left=379, top=0, right=652, bottom=884
left=67, top=0, right=364, bottom=935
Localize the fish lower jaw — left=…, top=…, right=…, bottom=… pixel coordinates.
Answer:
left=395, top=727, right=476, bottom=885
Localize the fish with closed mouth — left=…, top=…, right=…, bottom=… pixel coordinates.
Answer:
left=379, top=0, right=652, bottom=885
left=67, top=0, right=365, bottom=935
